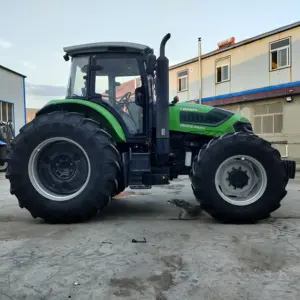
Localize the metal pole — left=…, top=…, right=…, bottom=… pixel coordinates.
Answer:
left=198, top=37, right=202, bottom=104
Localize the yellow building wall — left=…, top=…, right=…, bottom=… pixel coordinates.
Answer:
left=169, top=26, right=300, bottom=101
left=219, top=96, right=300, bottom=160
left=169, top=62, right=200, bottom=103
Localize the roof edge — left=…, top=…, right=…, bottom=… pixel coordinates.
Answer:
left=0, top=65, right=26, bottom=78
left=63, top=42, right=152, bottom=56
left=169, top=20, right=300, bottom=70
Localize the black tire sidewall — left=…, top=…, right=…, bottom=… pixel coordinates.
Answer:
left=192, top=134, right=286, bottom=219
left=8, top=113, right=120, bottom=221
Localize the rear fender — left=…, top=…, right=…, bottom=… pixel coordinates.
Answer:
left=36, top=100, right=126, bottom=142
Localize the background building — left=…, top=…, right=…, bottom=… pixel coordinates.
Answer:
left=0, top=65, right=26, bottom=134
left=26, top=108, right=38, bottom=123
left=169, top=21, right=300, bottom=160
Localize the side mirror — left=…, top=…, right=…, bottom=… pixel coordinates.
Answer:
left=135, top=87, right=145, bottom=107
left=146, top=54, right=157, bottom=75
left=63, top=53, right=69, bottom=61
left=172, top=96, right=179, bottom=104
left=136, top=92, right=145, bottom=107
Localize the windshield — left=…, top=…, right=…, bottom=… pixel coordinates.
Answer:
left=66, top=55, right=145, bottom=135
left=67, top=56, right=89, bottom=98
left=91, top=56, right=142, bottom=107
left=66, top=56, right=143, bottom=102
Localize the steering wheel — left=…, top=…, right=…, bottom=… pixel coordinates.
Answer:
left=116, top=92, right=138, bottom=133
left=117, top=92, right=132, bottom=107
left=117, top=91, right=133, bottom=114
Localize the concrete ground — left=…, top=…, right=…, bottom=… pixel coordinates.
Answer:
left=0, top=175, right=300, bottom=300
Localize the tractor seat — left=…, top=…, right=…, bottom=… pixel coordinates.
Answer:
left=118, top=110, right=138, bottom=134
left=127, top=103, right=143, bottom=132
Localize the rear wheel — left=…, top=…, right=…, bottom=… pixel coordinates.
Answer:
left=6, top=111, right=121, bottom=223
left=190, top=132, right=288, bottom=223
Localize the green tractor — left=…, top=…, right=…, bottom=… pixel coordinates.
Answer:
left=6, top=34, right=295, bottom=224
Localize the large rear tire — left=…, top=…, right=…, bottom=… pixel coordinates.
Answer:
left=190, top=132, right=288, bottom=223
left=6, top=111, right=121, bottom=224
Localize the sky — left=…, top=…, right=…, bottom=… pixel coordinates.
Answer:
left=0, top=0, right=299, bottom=108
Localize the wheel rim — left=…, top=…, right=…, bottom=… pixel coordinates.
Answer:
left=28, top=137, right=91, bottom=201
left=0, top=162, right=8, bottom=171
left=215, top=155, right=267, bottom=206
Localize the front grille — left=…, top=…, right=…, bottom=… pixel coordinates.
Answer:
left=233, top=121, right=253, bottom=133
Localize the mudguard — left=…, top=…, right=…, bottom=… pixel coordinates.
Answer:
left=36, top=99, right=126, bottom=142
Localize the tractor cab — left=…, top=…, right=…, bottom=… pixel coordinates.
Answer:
left=62, top=37, right=171, bottom=187
left=63, top=42, right=158, bottom=137
left=31, top=35, right=171, bottom=194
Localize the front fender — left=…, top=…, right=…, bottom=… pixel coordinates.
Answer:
left=36, top=99, right=126, bottom=142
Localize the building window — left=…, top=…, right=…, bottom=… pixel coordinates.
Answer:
left=216, top=65, right=229, bottom=83
left=216, top=56, right=230, bottom=84
left=0, top=102, right=14, bottom=123
left=253, top=102, right=283, bottom=134
left=270, top=38, right=290, bottom=70
left=7, top=103, right=13, bottom=122
left=177, top=70, right=188, bottom=92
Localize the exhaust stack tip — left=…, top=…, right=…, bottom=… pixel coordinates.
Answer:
left=159, top=33, right=171, bottom=57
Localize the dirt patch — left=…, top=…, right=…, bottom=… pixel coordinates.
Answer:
left=232, top=236, right=298, bottom=272
left=168, top=191, right=182, bottom=195
left=180, top=233, right=190, bottom=241
left=158, top=184, right=185, bottom=190
left=155, top=291, right=168, bottom=300
left=167, top=199, right=202, bottom=219
left=113, top=191, right=151, bottom=199
left=109, top=277, right=146, bottom=297
left=161, top=255, right=184, bottom=270
left=148, top=270, right=174, bottom=291
left=113, top=289, right=131, bottom=297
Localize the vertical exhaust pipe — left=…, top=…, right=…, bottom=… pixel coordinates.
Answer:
left=156, top=33, right=171, bottom=166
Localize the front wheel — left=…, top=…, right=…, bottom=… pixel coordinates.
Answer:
left=6, top=111, right=121, bottom=223
left=190, top=132, right=288, bottom=223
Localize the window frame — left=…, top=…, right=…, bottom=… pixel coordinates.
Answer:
left=253, top=102, right=283, bottom=135
left=0, top=101, right=13, bottom=123
left=177, top=69, right=189, bottom=92
left=269, top=37, right=291, bottom=72
left=215, top=56, right=231, bottom=84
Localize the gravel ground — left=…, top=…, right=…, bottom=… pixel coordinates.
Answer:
left=0, top=175, right=300, bottom=300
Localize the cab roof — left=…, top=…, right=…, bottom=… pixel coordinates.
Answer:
left=64, top=42, right=152, bottom=56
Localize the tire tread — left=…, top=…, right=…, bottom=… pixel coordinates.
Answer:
left=6, top=111, right=122, bottom=223
left=190, top=132, right=288, bottom=223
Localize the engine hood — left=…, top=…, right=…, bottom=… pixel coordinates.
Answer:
left=169, top=102, right=251, bottom=136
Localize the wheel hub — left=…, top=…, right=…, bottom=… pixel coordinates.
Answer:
left=28, top=137, right=91, bottom=201
left=214, top=155, right=268, bottom=206
left=52, top=155, right=76, bottom=180
left=227, top=167, right=249, bottom=189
